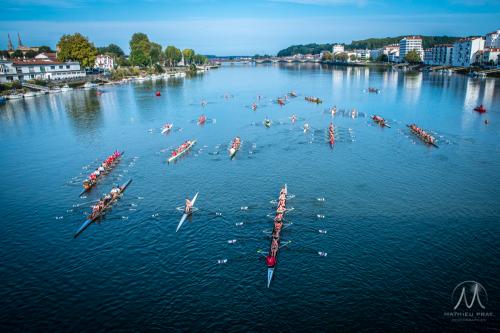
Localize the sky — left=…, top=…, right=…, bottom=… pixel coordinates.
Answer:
left=1, top=0, right=499, bottom=56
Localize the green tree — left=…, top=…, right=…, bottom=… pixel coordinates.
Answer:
left=38, top=45, right=53, bottom=53
left=182, top=48, right=195, bottom=65
left=149, top=42, right=162, bottom=64
left=376, top=54, right=388, bottom=62
left=25, top=50, right=37, bottom=58
left=164, top=45, right=182, bottom=67
left=193, top=54, right=207, bottom=65
left=12, top=50, right=24, bottom=58
left=129, top=33, right=151, bottom=67
left=349, top=54, right=357, bottom=61
left=116, top=57, right=131, bottom=67
left=335, top=52, right=348, bottom=62
left=57, top=33, right=97, bottom=67
left=404, top=50, right=422, bottom=64
left=321, top=51, right=333, bottom=61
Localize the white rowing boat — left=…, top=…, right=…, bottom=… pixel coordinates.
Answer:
left=161, top=123, right=173, bottom=134
left=176, top=192, right=199, bottom=232
left=167, top=140, right=196, bottom=163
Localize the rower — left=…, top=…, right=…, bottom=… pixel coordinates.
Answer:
left=185, top=197, right=193, bottom=214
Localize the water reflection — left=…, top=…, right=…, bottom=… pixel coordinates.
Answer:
left=65, top=90, right=103, bottom=134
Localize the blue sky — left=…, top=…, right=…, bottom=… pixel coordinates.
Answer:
left=1, top=0, right=499, bottom=55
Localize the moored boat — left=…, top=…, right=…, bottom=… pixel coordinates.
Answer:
left=6, top=93, right=23, bottom=100
left=266, top=184, right=288, bottom=287
left=168, top=140, right=197, bottom=163
left=61, top=84, right=73, bottom=92
left=23, top=91, right=36, bottom=98
left=229, top=137, right=241, bottom=158
left=74, top=179, right=132, bottom=238
left=407, top=124, right=438, bottom=148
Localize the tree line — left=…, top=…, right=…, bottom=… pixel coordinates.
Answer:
left=8, top=32, right=208, bottom=69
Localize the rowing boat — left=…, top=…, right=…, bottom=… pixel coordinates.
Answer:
left=176, top=192, right=199, bottom=232
left=264, top=119, right=271, bottom=128
left=229, top=137, right=241, bottom=158
left=305, top=96, right=322, bottom=104
left=266, top=184, right=287, bottom=287
left=407, top=124, right=438, bottom=148
left=371, top=115, right=391, bottom=128
left=167, top=140, right=197, bottom=163
left=328, top=124, right=335, bottom=145
left=79, top=151, right=124, bottom=196
left=74, top=179, right=132, bottom=238
left=161, top=123, right=173, bottom=134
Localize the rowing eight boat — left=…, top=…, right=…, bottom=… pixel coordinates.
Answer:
left=371, top=115, right=391, bottom=128
left=229, top=137, right=241, bottom=158
left=407, top=124, right=438, bottom=148
left=74, top=179, right=132, bottom=238
left=167, top=140, right=197, bottom=163
left=176, top=192, right=199, bottom=232
left=79, top=151, right=125, bottom=196
left=266, top=184, right=287, bottom=287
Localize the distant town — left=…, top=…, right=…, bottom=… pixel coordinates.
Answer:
left=0, top=30, right=499, bottom=100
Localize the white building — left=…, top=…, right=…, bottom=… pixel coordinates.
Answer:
left=0, top=54, right=86, bottom=82
left=480, top=48, right=500, bottom=66
left=452, top=37, right=485, bottom=67
left=332, top=44, right=344, bottom=54
left=485, top=30, right=500, bottom=48
left=95, top=54, right=114, bottom=70
left=430, top=44, right=453, bottom=66
left=399, top=36, right=423, bottom=62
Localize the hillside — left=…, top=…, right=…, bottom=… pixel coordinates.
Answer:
left=276, top=36, right=461, bottom=56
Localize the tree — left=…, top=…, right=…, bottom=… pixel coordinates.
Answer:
left=321, top=51, right=333, bottom=61
left=193, top=54, right=207, bottom=65
left=12, top=50, right=24, bottom=58
left=106, top=43, right=125, bottom=57
left=129, top=33, right=151, bottom=67
left=335, top=52, right=348, bottom=62
left=164, top=45, right=182, bottom=67
left=182, top=49, right=195, bottom=65
left=376, top=54, right=388, bottom=62
left=149, top=42, right=162, bottom=64
left=404, top=50, right=422, bottom=64
left=25, top=50, right=37, bottom=58
left=57, top=33, right=97, bottom=67
left=349, top=54, right=357, bottom=61
left=38, top=46, right=53, bottom=53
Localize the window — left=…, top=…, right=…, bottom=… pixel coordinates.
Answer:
left=59, top=65, right=63, bottom=69
left=66, top=65, right=70, bottom=69
left=51, top=66, right=55, bottom=69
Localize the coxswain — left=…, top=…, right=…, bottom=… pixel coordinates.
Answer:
left=291, top=115, right=297, bottom=123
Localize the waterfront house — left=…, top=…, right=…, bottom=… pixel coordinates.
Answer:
left=423, top=49, right=433, bottom=65
left=95, top=54, right=114, bottom=70
left=0, top=54, right=86, bottom=82
left=452, top=37, right=485, bottom=67
left=332, top=44, right=344, bottom=54
left=478, top=48, right=500, bottom=66
left=485, top=30, right=500, bottom=48
left=399, top=36, right=423, bottom=62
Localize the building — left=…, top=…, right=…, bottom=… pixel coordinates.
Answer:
left=0, top=53, right=86, bottom=82
left=430, top=44, right=453, bottom=66
left=423, top=49, right=433, bottom=65
left=6, top=33, right=39, bottom=55
left=399, top=36, right=423, bottom=62
left=452, top=37, right=485, bottom=67
left=95, top=54, right=114, bottom=70
left=480, top=48, right=500, bottom=66
left=356, top=49, right=371, bottom=61
left=332, top=44, right=344, bottom=54
left=485, top=30, right=500, bottom=48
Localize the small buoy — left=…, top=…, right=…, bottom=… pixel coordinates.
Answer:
left=155, top=91, right=161, bottom=96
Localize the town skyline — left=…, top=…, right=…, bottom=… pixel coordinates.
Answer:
left=1, top=0, right=500, bottom=55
